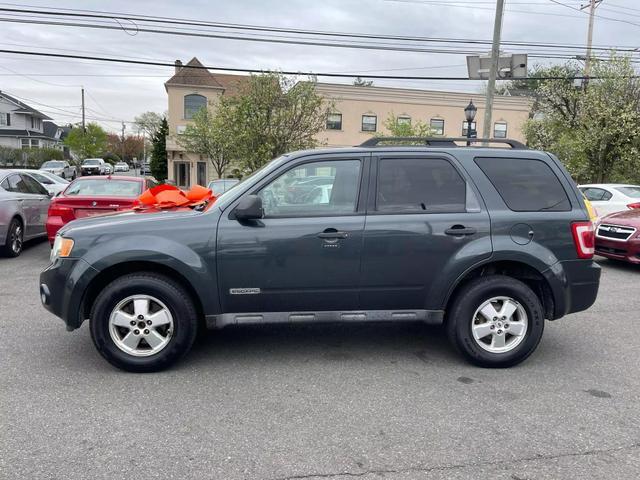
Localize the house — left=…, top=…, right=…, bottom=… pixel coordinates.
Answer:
left=165, top=57, right=532, bottom=188
left=0, top=90, right=65, bottom=150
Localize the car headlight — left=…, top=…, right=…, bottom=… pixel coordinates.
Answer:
left=50, top=235, right=74, bottom=262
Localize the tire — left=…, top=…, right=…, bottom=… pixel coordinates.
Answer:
left=446, top=275, right=545, bottom=368
left=1, top=217, right=24, bottom=258
left=90, top=273, right=199, bottom=372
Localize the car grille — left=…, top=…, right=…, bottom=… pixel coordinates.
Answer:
left=596, top=224, right=636, bottom=241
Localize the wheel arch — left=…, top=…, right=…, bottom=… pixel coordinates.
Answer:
left=80, top=261, right=205, bottom=325
left=444, top=259, right=555, bottom=320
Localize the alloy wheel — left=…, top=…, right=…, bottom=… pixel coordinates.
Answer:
left=471, top=296, right=528, bottom=354
left=11, top=224, right=23, bottom=254
left=108, top=295, right=174, bottom=357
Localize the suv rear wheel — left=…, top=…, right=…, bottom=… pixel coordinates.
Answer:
left=447, top=275, right=544, bottom=368
left=90, top=273, right=198, bottom=372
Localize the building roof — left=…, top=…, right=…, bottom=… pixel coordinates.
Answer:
left=0, top=91, right=52, bottom=120
left=0, top=129, right=54, bottom=139
left=165, top=57, right=250, bottom=95
left=43, top=121, right=59, bottom=139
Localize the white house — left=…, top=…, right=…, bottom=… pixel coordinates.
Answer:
left=0, top=90, right=63, bottom=149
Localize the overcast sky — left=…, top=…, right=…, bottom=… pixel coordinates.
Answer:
left=0, top=0, right=638, bottom=132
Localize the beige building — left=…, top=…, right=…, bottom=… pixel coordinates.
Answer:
left=165, top=57, right=532, bottom=188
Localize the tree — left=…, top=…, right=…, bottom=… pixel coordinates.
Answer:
left=380, top=113, right=433, bottom=139
left=63, top=122, right=108, bottom=160
left=134, top=111, right=163, bottom=138
left=106, top=133, right=144, bottom=162
left=219, top=73, right=332, bottom=172
left=177, top=105, right=231, bottom=179
left=354, top=76, right=373, bottom=87
left=150, top=117, right=169, bottom=181
left=523, top=55, right=640, bottom=183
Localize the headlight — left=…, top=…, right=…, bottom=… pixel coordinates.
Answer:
left=50, top=235, right=74, bottom=262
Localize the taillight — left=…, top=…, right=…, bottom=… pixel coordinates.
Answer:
left=48, top=204, right=75, bottom=221
left=627, top=202, right=640, bottom=209
left=571, top=221, right=595, bottom=259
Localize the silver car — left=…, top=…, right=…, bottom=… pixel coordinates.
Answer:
left=13, top=169, right=70, bottom=196
left=0, top=170, right=51, bottom=257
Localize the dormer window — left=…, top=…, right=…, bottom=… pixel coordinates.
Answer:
left=184, top=94, right=207, bottom=120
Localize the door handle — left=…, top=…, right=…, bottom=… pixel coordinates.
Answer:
left=445, top=225, right=477, bottom=236
left=317, top=229, right=349, bottom=239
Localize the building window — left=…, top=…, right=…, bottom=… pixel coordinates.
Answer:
left=397, top=116, right=411, bottom=126
left=21, top=139, right=29, bottom=149
left=462, top=121, right=476, bottom=136
left=176, top=125, right=187, bottom=135
left=494, top=122, right=507, bottom=138
left=197, top=161, right=207, bottom=186
left=184, top=94, right=207, bottom=120
left=430, top=118, right=445, bottom=135
left=31, top=139, right=39, bottom=148
left=326, top=113, right=342, bottom=130
left=361, top=115, right=377, bottom=132
left=0, top=113, right=9, bottom=126
left=30, top=117, right=41, bottom=130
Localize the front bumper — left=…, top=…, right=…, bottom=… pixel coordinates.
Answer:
left=595, top=236, right=640, bottom=264
left=81, top=168, right=100, bottom=176
left=40, top=257, right=99, bottom=330
left=543, top=259, right=601, bottom=319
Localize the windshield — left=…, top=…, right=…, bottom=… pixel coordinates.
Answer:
left=65, top=179, right=142, bottom=197
left=83, top=159, right=101, bottom=165
left=615, top=186, right=640, bottom=198
left=42, top=161, right=64, bottom=168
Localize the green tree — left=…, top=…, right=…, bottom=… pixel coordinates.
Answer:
left=220, top=73, right=332, bottom=172
left=523, top=55, right=640, bottom=183
left=63, top=123, right=108, bottom=160
left=134, top=111, right=163, bottom=137
left=378, top=113, right=433, bottom=141
left=150, top=117, right=169, bottom=181
left=177, top=105, right=231, bottom=179
left=353, top=76, right=373, bottom=87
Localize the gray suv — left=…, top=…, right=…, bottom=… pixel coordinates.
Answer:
left=40, top=138, right=600, bottom=372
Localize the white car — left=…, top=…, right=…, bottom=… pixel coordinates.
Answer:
left=114, top=162, right=129, bottom=172
left=578, top=183, right=640, bottom=218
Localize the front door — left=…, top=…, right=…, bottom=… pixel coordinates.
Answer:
left=359, top=153, right=492, bottom=310
left=20, top=174, right=50, bottom=236
left=216, top=155, right=368, bottom=313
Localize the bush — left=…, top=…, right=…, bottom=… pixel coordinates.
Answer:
left=0, top=146, right=63, bottom=168
left=103, top=152, right=121, bottom=165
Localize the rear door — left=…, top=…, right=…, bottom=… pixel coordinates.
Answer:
left=5, top=174, right=41, bottom=237
left=359, top=152, right=492, bottom=311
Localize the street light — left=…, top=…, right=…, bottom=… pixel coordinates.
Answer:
left=464, top=99, right=477, bottom=146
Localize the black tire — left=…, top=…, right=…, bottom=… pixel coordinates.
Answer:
left=1, top=217, right=24, bottom=258
left=90, top=273, right=199, bottom=372
left=446, top=275, right=545, bottom=368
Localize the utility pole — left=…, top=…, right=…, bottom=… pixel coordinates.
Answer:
left=482, top=0, right=505, bottom=140
left=81, top=87, right=85, bottom=133
left=582, top=0, right=602, bottom=81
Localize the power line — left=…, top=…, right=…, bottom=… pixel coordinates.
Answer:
left=0, top=48, right=636, bottom=80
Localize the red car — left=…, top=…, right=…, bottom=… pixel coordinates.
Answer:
left=595, top=209, right=640, bottom=264
left=46, top=176, right=156, bottom=244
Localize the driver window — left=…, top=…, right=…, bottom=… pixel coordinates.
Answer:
left=258, top=159, right=361, bottom=217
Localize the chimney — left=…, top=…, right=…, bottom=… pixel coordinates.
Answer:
left=174, top=60, right=182, bottom=74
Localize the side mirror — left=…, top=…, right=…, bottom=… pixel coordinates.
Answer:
left=234, top=195, right=263, bottom=220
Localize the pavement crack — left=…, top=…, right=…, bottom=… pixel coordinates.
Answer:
left=272, top=442, right=640, bottom=480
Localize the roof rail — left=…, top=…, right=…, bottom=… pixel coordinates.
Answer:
left=358, top=137, right=527, bottom=149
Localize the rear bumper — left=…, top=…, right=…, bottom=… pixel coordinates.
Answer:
left=40, top=257, right=99, bottom=330
left=595, top=236, right=640, bottom=264
left=543, top=259, right=601, bottom=319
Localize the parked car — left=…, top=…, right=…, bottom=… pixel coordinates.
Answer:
left=80, top=158, right=107, bottom=176
left=40, top=137, right=601, bottom=372
left=114, top=162, right=129, bottom=172
left=594, top=209, right=640, bottom=264
left=45, top=176, right=154, bottom=244
left=0, top=170, right=50, bottom=257
left=104, top=164, right=113, bottom=175
left=578, top=184, right=640, bottom=218
left=207, top=179, right=240, bottom=196
left=140, top=162, right=151, bottom=175
left=40, top=160, right=76, bottom=180
left=14, top=169, right=70, bottom=196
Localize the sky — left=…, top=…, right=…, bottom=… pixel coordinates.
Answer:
left=0, top=0, right=638, bottom=132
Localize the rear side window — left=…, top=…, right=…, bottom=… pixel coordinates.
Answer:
left=475, top=157, right=570, bottom=212
left=582, top=187, right=611, bottom=202
left=377, top=158, right=466, bottom=213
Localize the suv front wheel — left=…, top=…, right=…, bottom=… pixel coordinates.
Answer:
left=447, top=275, right=545, bottom=368
left=90, top=273, right=198, bottom=372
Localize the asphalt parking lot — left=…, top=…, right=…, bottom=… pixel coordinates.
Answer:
left=1, top=241, right=639, bottom=480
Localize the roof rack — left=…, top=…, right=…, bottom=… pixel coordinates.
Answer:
left=358, top=137, right=527, bottom=149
